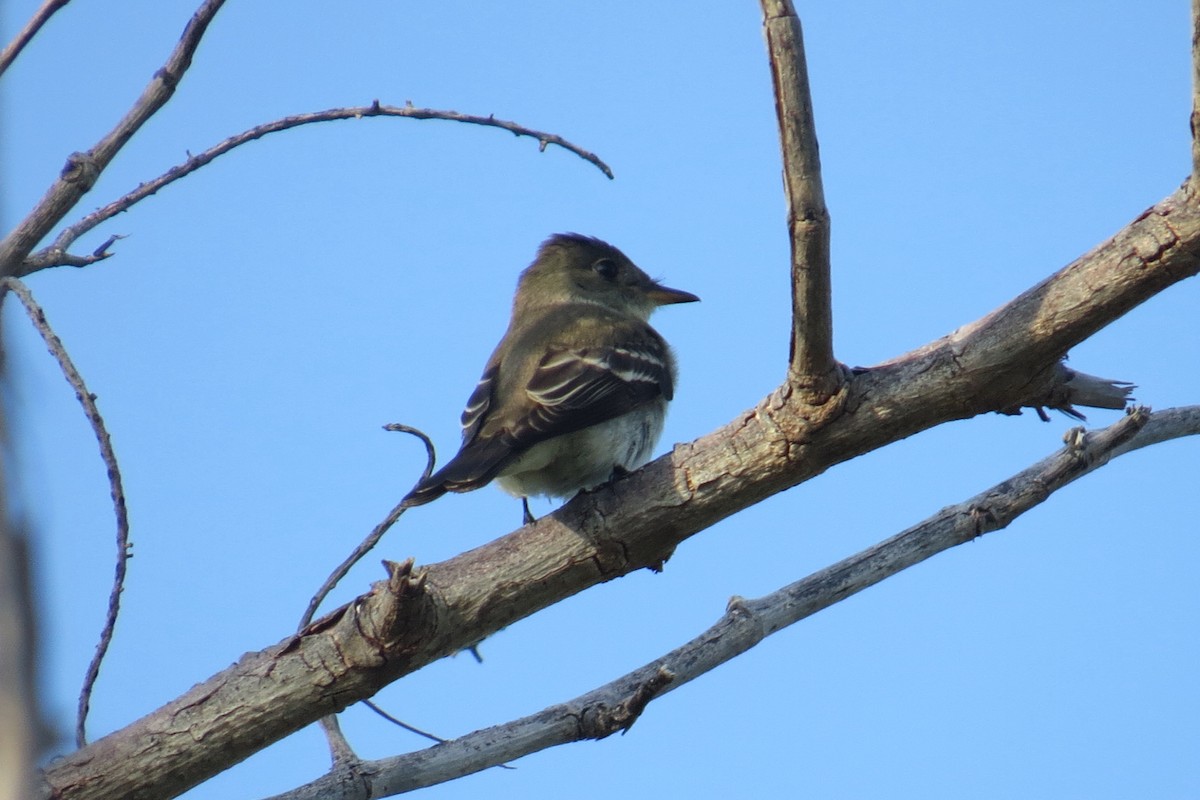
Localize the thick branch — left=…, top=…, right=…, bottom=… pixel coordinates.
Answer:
left=0, top=0, right=226, bottom=276
left=761, top=0, right=835, bottom=392
left=0, top=0, right=71, bottom=77
left=20, top=103, right=612, bottom=276
left=38, top=184, right=1200, bottom=800
left=264, top=405, right=1200, bottom=799
left=868, top=190, right=1200, bottom=425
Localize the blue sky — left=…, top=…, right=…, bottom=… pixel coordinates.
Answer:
left=3, top=1, right=1197, bottom=798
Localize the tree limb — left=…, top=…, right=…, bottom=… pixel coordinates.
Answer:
left=761, top=0, right=836, bottom=394
left=0, top=0, right=226, bottom=276
left=37, top=181, right=1200, bottom=799
left=261, top=404, right=1200, bottom=799
left=0, top=0, right=71, bottom=78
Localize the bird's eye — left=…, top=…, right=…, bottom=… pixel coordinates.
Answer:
left=592, top=258, right=618, bottom=280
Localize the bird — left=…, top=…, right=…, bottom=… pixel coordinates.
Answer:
left=401, top=233, right=699, bottom=524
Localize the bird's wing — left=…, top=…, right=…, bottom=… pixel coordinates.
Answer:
left=402, top=340, right=672, bottom=504
left=460, top=360, right=498, bottom=442
left=513, top=343, right=673, bottom=442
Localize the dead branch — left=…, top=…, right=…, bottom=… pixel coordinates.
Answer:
left=260, top=405, right=1200, bottom=799
left=0, top=0, right=72, bottom=77
left=0, top=279, right=131, bottom=748
left=0, top=0, right=227, bottom=276
left=36, top=176, right=1200, bottom=795
left=21, top=103, right=613, bottom=276
left=20, top=2, right=1200, bottom=798
left=299, top=425, right=436, bottom=630
left=761, top=0, right=836, bottom=395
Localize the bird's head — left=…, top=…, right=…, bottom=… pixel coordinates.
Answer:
left=514, top=233, right=699, bottom=320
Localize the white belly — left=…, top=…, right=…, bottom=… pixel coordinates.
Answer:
left=495, top=402, right=667, bottom=499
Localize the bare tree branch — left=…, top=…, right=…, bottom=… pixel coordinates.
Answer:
left=14, top=1, right=1197, bottom=797
left=299, top=425, right=436, bottom=631
left=0, top=0, right=227, bottom=276
left=37, top=178, right=1200, bottom=799
left=301, top=425, right=436, bottom=777
left=261, top=404, right=1200, bottom=799
left=19, top=103, right=614, bottom=276
left=761, top=0, right=835, bottom=394
left=18, top=234, right=123, bottom=274
left=1110, top=404, right=1200, bottom=453
left=1, top=279, right=131, bottom=749
left=0, top=0, right=71, bottom=78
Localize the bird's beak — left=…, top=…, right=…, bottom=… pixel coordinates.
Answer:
left=645, top=281, right=700, bottom=306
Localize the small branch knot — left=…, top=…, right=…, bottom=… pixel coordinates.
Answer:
left=382, top=557, right=427, bottom=600
left=153, top=65, right=180, bottom=90
left=578, top=667, right=675, bottom=739
left=61, top=151, right=100, bottom=190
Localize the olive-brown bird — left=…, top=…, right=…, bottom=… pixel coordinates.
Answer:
left=401, top=233, right=698, bottom=522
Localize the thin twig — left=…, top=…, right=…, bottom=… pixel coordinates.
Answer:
left=760, top=0, right=835, bottom=392
left=306, top=425, right=437, bottom=769
left=297, top=424, right=436, bottom=630
left=361, top=700, right=447, bottom=745
left=0, top=0, right=71, bottom=78
left=18, top=234, right=124, bottom=273
left=362, top=699, right=518, bottom=770
left=0, top=0, right=227, bottom=276
left=23, top=102, right=613, bottom=275
left=0, top=278, right=130, bottom=748
left=263, top=406, right=1200, bottom=800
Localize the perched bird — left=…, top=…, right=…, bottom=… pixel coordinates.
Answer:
left=402, top=233, right=699, bottom=523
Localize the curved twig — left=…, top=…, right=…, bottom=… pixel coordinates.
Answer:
left=361, top=700, right=447, bottom=746
left=305, top=426, right=438, bottom=771
left=297, top=424, right=436, bottom=630
left=0, top=0, right=72, bottom=77
left=0, top=278, right=130, bottom=748
left=23, top=102, right=614, bottom=275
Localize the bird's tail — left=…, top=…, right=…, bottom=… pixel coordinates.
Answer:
left=400, top=477, right=449, bottom=509
left=401, top=437, right=515, bottom=509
